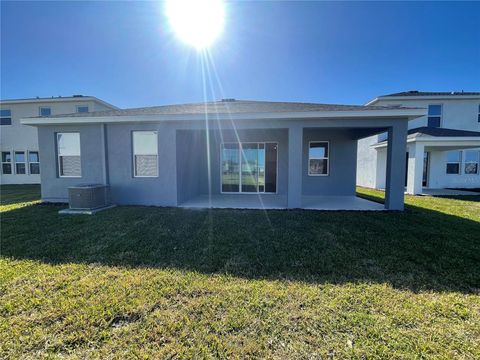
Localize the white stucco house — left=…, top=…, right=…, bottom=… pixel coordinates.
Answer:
left=0, top=95, right=118, bottom=184
left=357, top=91, right=480, bottom=194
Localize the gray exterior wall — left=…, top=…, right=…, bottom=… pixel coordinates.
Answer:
left=35, top=117, right=408, bottom=209
left=1, top=98, right=115, bottom=185
left=38, top=124, right=106, bottom=202
left=106, top=123, right=177, bottom=206
left=302, top=129, right=357, bottom=196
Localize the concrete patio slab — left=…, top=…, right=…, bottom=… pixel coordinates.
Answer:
left=421, top=189, right=479, bottom=196
left=59, top=205, right=116, bottom=215
left=179, top=194, right=385, bottom=211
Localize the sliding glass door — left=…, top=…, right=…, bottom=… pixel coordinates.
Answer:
left=221, top=142, right=277, bottom=193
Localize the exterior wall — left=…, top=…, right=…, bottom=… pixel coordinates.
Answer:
left=356, top=136, right=378, bottom=188
left=0, top=98, right=114, bottom=184
left=176, top=129, right=289, bottom=203
left=106, top=123, right=177, bottom=206
left=38, top=124, right=106, bottom=202
left=35, top=116, right=408, bottom=207
left=303, top=129, right=357, bottom=196
left=426, top=149, right=480, bottom=189
left=358, top=96, right=480, bottom=190
left=375, top=98, right=480, bottom=132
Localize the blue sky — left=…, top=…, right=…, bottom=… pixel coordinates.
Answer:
left=1, top=1, right=479, bottom=108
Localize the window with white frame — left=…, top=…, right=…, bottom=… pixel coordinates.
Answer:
left=133, top=131, right=158, bottom=177
left=427, top=104, right=442, bottom=128
left=308, top=142, right=329, bottom=176
left=464, top=150, right=479, bottom=174
left=15, top=151, right=26, bottom=174
left=39, top=107, right=51, bottom=116
left=29, top=151, right=40, bottom=174
left=76, top=105, right=89, bottom=113
left=446, top=150, right=461, bottom=174
left=1, top=151, right=12, bottom=174
left=57, top=132, right=81, bottom=177
left=0, top=109, right=12, bottom=125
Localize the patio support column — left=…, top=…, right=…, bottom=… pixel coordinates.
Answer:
left=288, top=126, right=303, bottom=208
left=385, top=122, right=408, bottom=210
left=406, top=142, right=424, bottom=195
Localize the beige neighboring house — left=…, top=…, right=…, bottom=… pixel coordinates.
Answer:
left=0, top=95, right=118, bottom=184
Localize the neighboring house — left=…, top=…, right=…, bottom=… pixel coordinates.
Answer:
left=22, top=100, right=424, bottom=211
left=0, top=95, right=118, bottom=185
left=357, top=91, right=480, bottom=194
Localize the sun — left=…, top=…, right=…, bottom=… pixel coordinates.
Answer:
left=165, top=0, right=225, bottom=49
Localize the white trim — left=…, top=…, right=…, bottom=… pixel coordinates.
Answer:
left=21, top=108, right=426, bottom=126
left=366, top=94, right=480, bottom=105
left=372, top=136, right=480, bottom=149
left=220, top=142, right=279, bottom=194
left=132, top=130, right=159, bottom=178
left=57, top=132, right=82, bottom=178
left=308, top=141, right=330, bottom=176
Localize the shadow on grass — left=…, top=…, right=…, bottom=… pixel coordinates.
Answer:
left=2, top=192, right=479, bottom=294
left=0, top=184, right=41, bottom=205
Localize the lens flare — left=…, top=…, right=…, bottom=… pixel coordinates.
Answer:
left=166, top=0, right=225, bottom=49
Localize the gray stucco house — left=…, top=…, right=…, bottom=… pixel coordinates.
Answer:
left=22, top=100, right=424, bottom=211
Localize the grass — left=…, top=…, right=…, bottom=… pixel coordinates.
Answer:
left=1, top=185, right=479, bottom=359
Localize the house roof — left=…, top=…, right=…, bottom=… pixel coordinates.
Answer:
left=0, top=95, right=119, bottom=109
left=372, top=127, right=480, bottom=148
left=34, top=99, right=418, bottom=118
left=407, top=127, right=480, bottom=138
left=365, top=90, right=480, bottom=106
left=382, top=91, right=480, bottom=97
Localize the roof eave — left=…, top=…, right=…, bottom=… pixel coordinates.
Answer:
left=373, top=94, right=480, bottom=102
left=21, top=108, right=426, bottom=126
left=372, top=136, right=480, bottom=149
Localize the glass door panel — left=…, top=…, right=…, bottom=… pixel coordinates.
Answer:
left=221, top=143, right=240, bottom=192
left=265, top=143, right=277, bottom=193
left=258, top=144, right=265, bottom=192
left=241, top=143, right=259, bottom=192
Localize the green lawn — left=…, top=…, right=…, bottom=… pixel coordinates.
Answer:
left=1, top=185, right=479, bottom=359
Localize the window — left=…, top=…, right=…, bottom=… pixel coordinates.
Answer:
left=133, top=131, right=158, bottom=177
left=57, top=133, right=81, bottom=177
left=308, top=142, right=329, bottom=176
left=221, top=142, right=277, bottom=193
left=39, top=107, right=51, bottom=116
left=0, top=109, right=12, bottom=125
left=478, top=105, right=480, bottom=123
left=15, top=151, right=26, bottom=174
left=76, top=106, right=89, bottom=113
left=1, top=151, right=12, bottom=174
left=446, top=150, right=461, bottom=174
left=427, top=104, right=442, bottom=128
left=29, top=151, right=40, bottom=174
left=464, top=150, right=479, bottom=174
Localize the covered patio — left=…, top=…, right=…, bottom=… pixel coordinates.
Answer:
left=371, top=127, right=480, bottom=195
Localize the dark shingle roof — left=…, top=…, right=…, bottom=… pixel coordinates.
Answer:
left=382, top=91, right=480, bottom=97
left=408, top=127, right=480, bottom=138
left=42, top=99, right=417, bottom=118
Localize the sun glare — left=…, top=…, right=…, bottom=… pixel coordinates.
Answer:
left=166, top=0, right=225, bottom=49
